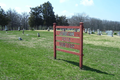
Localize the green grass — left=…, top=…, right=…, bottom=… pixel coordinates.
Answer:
left=0, top=30, right=120, bottom=80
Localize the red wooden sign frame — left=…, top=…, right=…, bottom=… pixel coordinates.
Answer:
left=53, top=22, right=84, bottom=69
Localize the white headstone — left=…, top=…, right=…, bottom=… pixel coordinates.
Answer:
left=26, top=34, right=29, bottom=36
left=107, top=30, right=113, bottom=37
left=97, top=29, right=101, bottom=35
left=117, top=31, right=120, bottom=36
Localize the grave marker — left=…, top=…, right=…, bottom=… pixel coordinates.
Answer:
left=85, top=28, right=87, bottom=33
left=22, top=28, right=24, bottom=34
left=117, top=31, right=120, bottom=36
left=97, top=29, right=101, bottom=35
left=5, top=26, right=7, bottom=31
left=47, top=27, right=50, bottom=31
left=107, top=30, right=113, bottom=37
left=37, top=33, right=40, bottom=37
left=18, top=37, right=22, bottom=40
left=18, top=27, right=20, bottom=31
left=100, top=31, right=102, bottom=35
left=88, top=28, right=91, bottom=34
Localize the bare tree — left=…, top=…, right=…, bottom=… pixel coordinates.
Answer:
left=21, top=12, right=29, bottom=30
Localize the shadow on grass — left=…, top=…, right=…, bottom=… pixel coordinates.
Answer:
left=57, top=59, right=114, bottom=76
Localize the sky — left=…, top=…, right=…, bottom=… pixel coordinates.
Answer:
left=0, top=0, right=120, bottom=22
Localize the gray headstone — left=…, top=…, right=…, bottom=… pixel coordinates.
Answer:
left=97, top=29, right=101, bottom=35
left=107, top=30, right=113, bottom=37
left=37, top=33, right=40, bottom=37
left=18, top=27, right=20, bottom=31
left=47, top=27, right=50, bottom=31
left=26, top=34, right=29, bottom=36
left=18, top=37, right=22, bottom=40
left=23, top=28, right=24, bottom=34
left=100, top=31, right=102, bottom=35
left=85, top=28, right=87, bottom=33
left=90, top=30, right=92, bottom=34
left=5, top=26, right=8, bottom=31
left=88, top=28, right=91, bottom=34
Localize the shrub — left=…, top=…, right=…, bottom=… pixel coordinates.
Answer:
left=114, top=32, right=117, bottom=35
left=92, top=32, right=95, bottom=34
left=31, top=28, right=34, bottom=31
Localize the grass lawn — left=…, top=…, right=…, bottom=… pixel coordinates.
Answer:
left=0, top=30, right=120, bottom=80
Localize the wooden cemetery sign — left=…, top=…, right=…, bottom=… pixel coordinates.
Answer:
left=53, top=22, right=84, bottom=69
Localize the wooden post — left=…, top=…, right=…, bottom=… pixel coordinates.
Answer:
left=53, top=23, right=56, bottom=59
left=79, top=22, right=83, bottom=69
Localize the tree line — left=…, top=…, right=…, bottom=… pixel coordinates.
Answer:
left=0, top=1, right=120, bottom=31
left=68, top=13, right=120, bottom=31
left=0, top=1, right=68, bottom=30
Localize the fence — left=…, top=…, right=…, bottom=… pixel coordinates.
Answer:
left=53, top=22, right=84, bottom=69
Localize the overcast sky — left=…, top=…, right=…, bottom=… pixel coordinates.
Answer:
left=0, top=0, right=120, bottom=22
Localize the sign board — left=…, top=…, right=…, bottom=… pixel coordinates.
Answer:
left=53, top=22, right=84, bottom=69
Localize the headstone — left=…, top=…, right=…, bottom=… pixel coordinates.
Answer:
left=97, top=29, right=101, bottom=35
left=26, top=34, right=29, bottom=36
left=18, top=27, right=20, bottom=31
left=22, top=28, right=24, bottom=34
left=107, top=30, right=113, bottom=37
left=63, top=28, right=66, bottom=31
left=90, top=30, right=92, bottom=34
left=91, top=30, right=95, bottom=34
left=78, top=29, right=80, bottom=32
left=117, top=31, right=120, bottom=36
left=18, top=37, right=22, bottom=40
left=5, top=26, right=8, bottom=31
left=88, top=28, right=91, bottom=34
left=93, top=30, right=95, bottom=33
left=100, top=31, right=102, bottom=35
left=47, top=27, right=50, bottom=31
left=105, top=30, right=108, bottom=34
left=37, top=33, right=40, bottom=37
left=85, top=28, right=87, bottom=33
